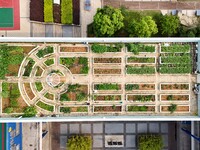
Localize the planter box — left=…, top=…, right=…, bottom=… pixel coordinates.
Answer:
left=160, top=105, right=190, bottom=113
left=93, top=94, right=122, bottom=102
left=160, top=94, right=190, bottom=102
left=126, top=56, right=156, bottom=65
left=93, top=68, right=122, bottom=75
left=93, top=105, right=122, bottom=113
left=23, top=83, right=35, bottom=100
left=35, top=100, right=55, bottom=112
left=126, top=94, right=156, bottom=102
left=59, top=44, right=89, bottom=53
left=125, top=44, right=156, bottom=53
left=93, top=57, right=122, bottom=64
left=126, top=66, right=156, bottom=75
left=35, top=45, right=55, bottom=59
left=59, top=106, right=89, bottom=113
left=160, top=83, right=190, bottom=91
left=93, top=83, right=122, bottom=93
left=126, top=105, right=155, bottom=113
left=125, top=83, right=155, bottom=92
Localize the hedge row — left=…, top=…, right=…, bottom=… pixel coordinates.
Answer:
left=44, top=0, right=53, bottom=23
left=61, top=0, right=73, bottom=24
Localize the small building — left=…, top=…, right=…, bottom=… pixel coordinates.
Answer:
left=196, top=10, right=200, bottom=16
left=54, top=0, right=60, bottom=5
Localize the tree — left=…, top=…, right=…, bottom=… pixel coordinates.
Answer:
left=67, top=135, right=92, bottom=150
left=168, top=104, right=177, bottom=113
left=93, top=6, right=124, bottom=37
left=160, top=15, right=180, bottom=36
left=23, top=106, right=37, bottom=117
left=128, top=16, right=158, bottom=37
left=138, top=134, right=163, bottom=150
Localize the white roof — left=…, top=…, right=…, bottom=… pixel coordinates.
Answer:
left=54, top=0, right=60, bottom=4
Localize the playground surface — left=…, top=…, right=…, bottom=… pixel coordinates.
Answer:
left=0, top=0, right=20, bottom=30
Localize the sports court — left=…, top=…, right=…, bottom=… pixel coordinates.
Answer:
left=0, top=0, right=20, bottom=30
left=0, top=123, right=7, bottom=150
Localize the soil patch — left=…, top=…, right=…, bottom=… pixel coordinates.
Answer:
left=73, top=0, right=80, bottom=25
left=161, top=95, right=189, bottom=101
left=60, top=46, right=87, bottom=52
left=127, top=95, right=155, bottom=101
left=24, top=83, right=35, bottom=100
left=94, top=106, right=122, bottom=112
left=6, top=64, right=20, bottom=76
left=53, top=4, right=61, bottom=23
left=22, top=46, right=36, bottom=54
left=162, top=106, right=189, bottom=112
left=30, top=0, right=44, bottom=22
left=94, top=95, right=121, bottom=101
left=161, top=84, right=189, bottom=90
left=35, top=66, right=43, bottom=76
left=94, top=68, right=121, bottom=74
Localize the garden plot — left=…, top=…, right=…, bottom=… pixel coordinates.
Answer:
left=23, top=83, right=35, bottom=100
left=36, top=46, right=54, bottom=58
left=91, top=43, right=123, bottom=53
left=126, top=56, right=156, bottom=64
left=35, top=66, right=44, bottom=76
left=160, top=94, right=190, bottom=102
left=126, top=44, right=156, bottom=54
left=93, top=105, right=122, bottom=113
left=125, top=83, right=155, bottom=91
left=160, top=105, right=190, bottom=113
left=60, top=106, right=88, bottom=113
left=126, top=94, right=156, bottom=102
left=60, top=44, right=88, bottom=53
left=93, top=83, right=122, bottom=93
left=160, top=83, right=190, bottom=91
left=126, top=65, right=156, bottom=75
left=93, top=57, right=122, bottom=64
left=126, top=105, right=155, bottom=113
left=93, top=94, right=122, bottom=102
left=93, top=68, right=122, bottom=75
left=36, top=100, right=54, bottom=112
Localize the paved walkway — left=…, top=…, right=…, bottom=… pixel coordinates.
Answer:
left=103, top=0, right=200, bottom=10
left=50, top=121, right=174, bottom=150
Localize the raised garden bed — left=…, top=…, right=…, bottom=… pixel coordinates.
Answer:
left=44, top=58, right=54, bottom=66
left=24, top=83, right=35, bottom=100
left=127, top=95, right=155, bottom=102
left=60, top=46, right=88, bottom=52
left=94, top=105, right=122, bottom=113
left=93, top=95, right=121, bottom=101
left=125, top=84, right=155, bottom=91
left=127, top=57, right=155, bottom=64
left=91, top=44, right=123, bottom=53
left=161, top=44, right=190, bottom=53
left=36, top=100, right=54, bottom=112
left=60, top=106, right=88, bottom=113
left=94, top=68, right=121, bottom=75
left=127, top=105, right=155, bottom=112
left=159, top=64, right=192, bottom=74
left=160, top=83, right=189, bottom=91
left=126, top=66, right=155, bottom=74
left=35, top=82, right=43, bottom=92
left=72, top=0, right=80, bottom=25
left=23, top=59, right=35, bottom=77
left=94, top=83, right=121, bottom=91
left=44, top=92, right=54, bottom=100
left=35, top=66, right=43, bottom=76
left=30, top=0, right=44, bottom=22
left=2, top=82, right=27, bottom=113
left=126, top=44, right=155, bottom=54
left=22, top=46, right=36, bottom=54
left=93, top=58, right=121, bottom=64
left=36, top=46, right=54, bottom=58
left=160, top=53, right=191, bottom=64
left=160, top=105, right=190, bottom=113
left=160, top=94, right=189, bottom=101
left=60, top=57, right=89, bottom=74
left=60, top=84, right=88, bottom=102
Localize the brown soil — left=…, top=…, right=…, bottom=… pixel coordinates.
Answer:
left=94, top=106, right=122, bottom=112
left=129, top=84, right=155, bottom=90
left=70, top=107, right=87, bottom=112
left=127, top=95, right=155, bottom=101
left=6, top=64, right=20, bottom=76
left=22, top=46, right=36, bottom=54
left=67, top=85, right=88, bottom=101
left=94, top=69, right=121, bottom=74
left=73, top=0, right=80, bottom=25
left=35, top=66, right=43, bottom=76
left=69, top=59, right=84, bottom=74
left=53, top=4, right=61, bottom=23
left=24, top=83, right=35, bottom=100
left=161, top=95, right=189, bottom=101
left=30, top=0, right=44, bottom=22
left=94, top=84, right=122, bottom=90
left=94, top=95, right=121, bottom=101
left=162, top=106, right=189, bottom=112
left=45, top=93, right=54, bottom=100
left=60, top=46, right=87, bottom=52
left=161, top=84, right=189, bottom=90
left=94, top=58, right=121, bottom=63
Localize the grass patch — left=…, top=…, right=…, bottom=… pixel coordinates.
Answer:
left=36, top=101, right=54, bottom=112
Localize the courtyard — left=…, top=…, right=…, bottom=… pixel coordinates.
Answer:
left=0, top=40, right=197, bottom=117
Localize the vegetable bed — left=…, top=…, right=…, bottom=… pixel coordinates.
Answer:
left=35, top=66, right=43, bottom=76
left=160, top=95, right=189, bottom=101
left=126, top=66, right=155, bottom=74
left=127, top=105, right=155, bottom=112
left=36, top=101, right=54, bottom=112
left=126, top=44, right=155, bottom=54
left=60, top=106, right=88, bottom=113
left=127, top=57, right=155, bottom=64
left=161, top=44, right=190, bottom=53
left=60, top=57, right=89, bottom=74
left=125, top=84, right=155, bottom=91
left=94, top=58, right=121, bottom=64
left=127, top=95, right=155, bottom=102
left=94, top=68, right=121, bottom=75
left=94, top=83, right=121, bottom=91
left=93, top=95, right=121, bottom=101
left=44, top=92, right=54, bottom=100
left=23, top=59, right=35, bottom=77
left=44, top=58, right=54, bottom=66
left=91, top=44, right=123, bottom=53
left=24, top=83, right=35, bottom=100
left=35, top=82, right=43, bottom=92
left=36, top=46, right=54, bottom=58
left=161, top=83, right=189, bottom=90
left=94, top=106, right=122, bottom=112
left=161, top=105, right=189, bottom=112
left=60, top=46, right=87, bottom=52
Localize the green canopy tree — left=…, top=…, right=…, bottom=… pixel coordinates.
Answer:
left=128, top=16, right=158, bottom=37
left=67, top=135, right=92, bottom=150
left=93, top=6, right=124, bottom=37
left=160, top=15, right=180, bottom=37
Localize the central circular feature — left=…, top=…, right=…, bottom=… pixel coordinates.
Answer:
left=46, top=73, right=61, bottom=87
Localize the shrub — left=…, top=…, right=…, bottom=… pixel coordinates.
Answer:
left=95, top=83, right=119, bottom=90
left=125, top=84, right=139, bottom=90
left=36, top=101, right=54, bottom=112
left=23, top=59, right=35, bottom=76
left=23, top=106, right=37, bottom=117
left=61, top=0, right=73, bottom=24
left=60, top=93, right=70, bottom=101
left=91, top=44, right=122, bottom=53
left=4, top=107, right=13, bottom=114
left=44, top=0, right=53, bottom=22
left=60, top=107, right=71, bottom=113
left=138, top=135, right=163, bottom=150
left=168, top=104, right=177, bottom=113
left=128, top=106, right=148, bottom=112
left=35, top=82, right=43, bottom=92
left=36, top=46, right=54, bottom=58
left=67, top=135, right=92, bottom=150
left=126, top=66, right=155, bottom=74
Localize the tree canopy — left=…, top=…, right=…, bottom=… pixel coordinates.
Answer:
left=160, top=15, right=180, bottom=37
left=128, top=16, right=158, bottom=37
left=67, top=135, right=92, bottom=150
left=93, top=6, right=124, bottom=37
